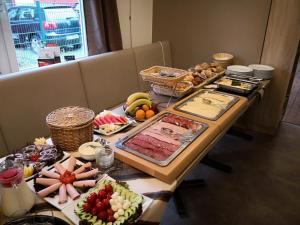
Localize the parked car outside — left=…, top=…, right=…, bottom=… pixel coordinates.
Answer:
left=8, top=5, right=82, bottom=53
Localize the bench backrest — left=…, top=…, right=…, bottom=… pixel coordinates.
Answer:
left=0, top=41, right=172, bottom=154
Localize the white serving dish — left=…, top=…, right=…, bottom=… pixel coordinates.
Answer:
left=27, top=157, right=86, bottom=211
left=227, top=65, right=254, bottom=76
left=61, top=175, right=154, bottom=225
left=78, top=142, right=102, bottom=160
left=94, top=111, right=134, bottom=136
left=248, top=64, right=274, bottom=80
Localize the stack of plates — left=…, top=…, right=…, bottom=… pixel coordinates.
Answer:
left=226, top=65, right=254, bottom=76
left=248, top=64, right=274, bottom=80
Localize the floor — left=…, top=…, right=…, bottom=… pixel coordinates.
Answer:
left=283, top=59, right=300, bottom=125
left=160, top=122, right=300, bottom=225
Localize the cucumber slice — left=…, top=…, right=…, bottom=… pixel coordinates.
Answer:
left=94, top=221, right=102, bottom=225
left=89, top=215, right=98, bottom=224
left=113, top=221, right=121, bottom=225
left=117, top=217, right=125, bottom=223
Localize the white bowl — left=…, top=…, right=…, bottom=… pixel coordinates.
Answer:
left=78, top=141, right=102, bottom=161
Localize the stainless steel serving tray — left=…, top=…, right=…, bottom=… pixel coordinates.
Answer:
left=214, top=77, right=259, bottom=95
left=115, top=112, right=208, bottom=167
left=174, top=90, right=240, bottom=121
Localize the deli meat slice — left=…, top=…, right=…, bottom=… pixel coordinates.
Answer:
left=67, top=156, right=77, bottom=172
left=141, top=130, right=181, bottom=146
left=124, top=142, right=167, bottom=161
left=59, top=184, right=67, bottom=204
left=124, top=133, right=179, bottom=161
left=37, top=182, right=61, bottom=198
left=40, top=170, right=60, bottom=179
left=162, top=114, right=200, bottom=131
left=36, top=178, right=60, bottom=186
left=66, top=183, right=80, bottom=200
left=155, top=121, right=189, bottom=135
left=54, top=162, right=66, bottom=175
left=73, top=180, right=96, bottom=188
left=75, top=168, right=99, bottom=180
left=73, top=162, right=92, bottom=174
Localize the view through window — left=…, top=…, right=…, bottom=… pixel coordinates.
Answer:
left=2, top=0, right=87, bottom=71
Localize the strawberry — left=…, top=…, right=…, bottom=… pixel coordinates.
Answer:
left=108, top=215, right=115, bottom=222
left=82, top=203, right=91, bottom=213
left=92, top=207, right=98, bottom=216
left=102, top=198, right=110, bottom=208
left=98, top=190, right=107, bottom=200
left=98, top=211, right=108, bottom=221
left=105, top=184, right=113, bottom=193
left=107, top=208, right=113, bottom=216
left=96, top=202, right=105, bottom=212
left=87, top=192, right=97, bottom=205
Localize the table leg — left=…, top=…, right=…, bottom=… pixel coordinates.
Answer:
left=173, top=179, right=206, bottom=217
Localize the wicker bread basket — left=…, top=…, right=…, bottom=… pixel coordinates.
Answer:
left=140, top=66, right=188, bottom=87
left=46, top=106, right=95, bottom=151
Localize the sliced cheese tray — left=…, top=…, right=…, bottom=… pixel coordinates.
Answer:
left=174, top=90, right=239, bottom=121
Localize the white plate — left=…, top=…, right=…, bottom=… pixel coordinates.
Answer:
left=61, top=175, right=154, bottom=225
left=27, top=157, right=86, bottom=211
left=94, top=118, right=134, bottom=136
left=227, top=65, right=253, bottom=73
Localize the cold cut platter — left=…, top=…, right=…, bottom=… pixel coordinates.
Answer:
left=115, top=112, right=208, bottom=166
left=174, top=90, right=240, bottom=121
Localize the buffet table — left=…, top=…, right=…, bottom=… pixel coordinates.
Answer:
left=0, top=81, right=270, bottom=225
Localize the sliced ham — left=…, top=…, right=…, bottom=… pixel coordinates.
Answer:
left=36, top=178, right=60, bottom=186
left=75, top=168, right=98, bottom=180
left=66, top=184, right=80, bottom=200
left=155, top=121, right=189, bottom=135
left=37, top=182, right=61, bottom=198
left=73, top=180, right=96, bottom=188
left=40, top=170, right=60, bottom=179
left=73, top=162, right=92, bottom=174
left=67, top=156, right=77, bottom=172
left=59, top=184, right=67, bottom=204
left=54, top=162, right=66, bottom=175
left=141, top=130, right=181, bottom=146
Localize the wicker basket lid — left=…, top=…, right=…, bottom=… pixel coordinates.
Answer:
left=46, top=106, right=95, bottom=128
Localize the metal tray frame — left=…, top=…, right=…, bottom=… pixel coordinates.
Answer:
left=115, top=112, right=208, bottom=167
left=174, top=90, right=240, bottom=121
left=214, top=77, right=258, bottom=94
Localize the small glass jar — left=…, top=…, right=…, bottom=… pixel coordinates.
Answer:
left=95, top=146, right=114, bottom=169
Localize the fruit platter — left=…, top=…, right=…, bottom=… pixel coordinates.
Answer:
left=123, top=92, right=158, bottom=122
left=175, top=90, right=239, bottom=120
left=93, top=111, right=134, bottom=136
left=116, top=112, right=208, bottom=166
left=4, top=137, right=66, bottom=180
left=73, top=179, right=144, bottom=225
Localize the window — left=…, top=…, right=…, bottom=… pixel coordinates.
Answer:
left=0, top=0, right=87, bottom=72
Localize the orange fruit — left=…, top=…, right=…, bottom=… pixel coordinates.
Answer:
left=135, top=109, right=145, bottom=120
left=142, top=104, right=150, bottom=111
left=145, top=110, right=155, bottom=119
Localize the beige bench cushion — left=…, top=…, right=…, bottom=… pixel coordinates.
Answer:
left=0, top=128, right=8, bottom=157
left=79, top=49, right=139, bottom=113
left=133, top=41, right=172, bottom=91
left=0, top=62, right=88, bottom=152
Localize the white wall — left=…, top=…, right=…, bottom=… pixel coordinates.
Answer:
left=117, top=0, right=153, bottom=49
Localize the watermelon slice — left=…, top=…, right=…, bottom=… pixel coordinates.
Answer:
left=119, top=116, right=128, bottom=123
left=102, top=116, right=111, bottom=124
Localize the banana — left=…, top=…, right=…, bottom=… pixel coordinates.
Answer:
left=126, top=92, right=150, bottom=106
left=125, top=99, right=152, bottom=116
left=24, top=165, right=34, bottom=178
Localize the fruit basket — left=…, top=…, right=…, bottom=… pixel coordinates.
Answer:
left=140, top=66, right=188, bottom=87
left=151, top=81, right=193, bottom=98
left=46, top=106, right=95, bottom=151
